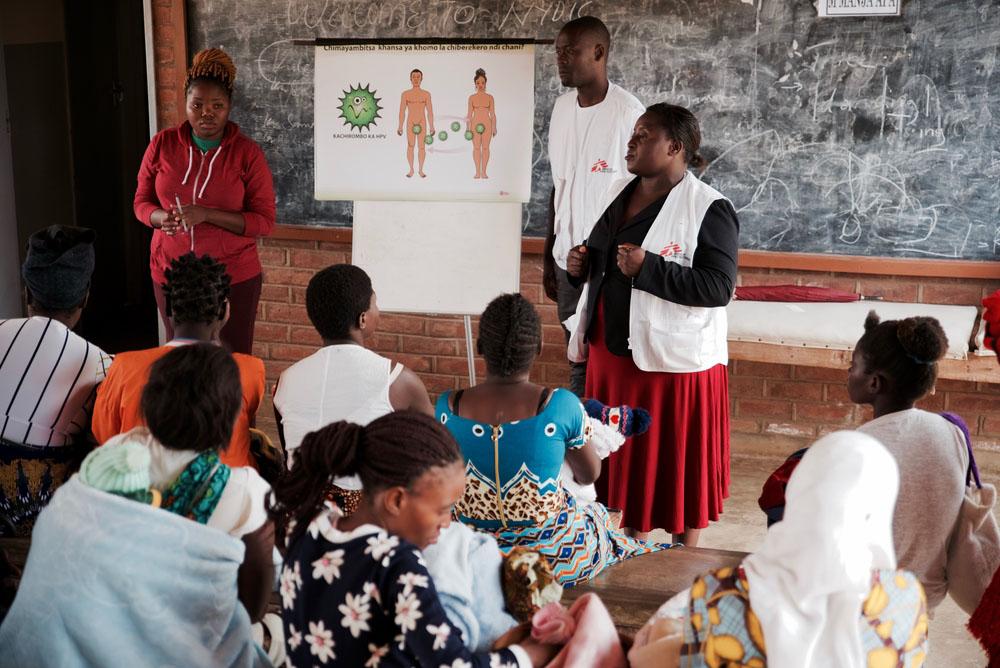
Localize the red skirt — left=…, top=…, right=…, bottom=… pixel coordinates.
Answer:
left=586, top=303, right=730, bottom=534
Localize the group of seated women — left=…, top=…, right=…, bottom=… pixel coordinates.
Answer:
left=1, top=252, right=998, bottom=665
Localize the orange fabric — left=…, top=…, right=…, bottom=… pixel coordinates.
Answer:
left=91, top=345, right=264, bottom=468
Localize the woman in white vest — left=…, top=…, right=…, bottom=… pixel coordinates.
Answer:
left=272, top=264, right=434, bottom=514
left=564, top=103, right=739, bottom=546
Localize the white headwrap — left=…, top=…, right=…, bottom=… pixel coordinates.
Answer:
left=741, top=430, right=899, bottom=668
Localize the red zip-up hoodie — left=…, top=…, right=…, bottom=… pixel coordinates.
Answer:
left=134, top=121, right=276, bottom=285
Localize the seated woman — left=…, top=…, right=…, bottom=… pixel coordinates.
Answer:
left=851, top=312, right=982, bottom=613
left=436, top=293, right=668, bottom=586
left=0, top=225, right=111, bottom=535
left=0, top=344, right=273, bottom=666
left=273, top=263, right=432, bottom=514
left=267, top=412, right=555, bottom=667
left=760, top=312, right=976, bottom=612
left=630, top=430, right=929, bottom=668
left=92, top=252, right=265, bottom=469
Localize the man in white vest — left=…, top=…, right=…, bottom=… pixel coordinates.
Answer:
left=543, top=16, right=645, bottom=396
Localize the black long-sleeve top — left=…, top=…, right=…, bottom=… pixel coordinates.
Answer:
left=570, top=178, right=740, bottom=357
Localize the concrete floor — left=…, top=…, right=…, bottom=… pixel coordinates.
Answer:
left=646, top=454, right=987, bottom=667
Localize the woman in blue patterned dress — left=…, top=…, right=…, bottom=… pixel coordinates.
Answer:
left=436, top=294, right=668, bottom=586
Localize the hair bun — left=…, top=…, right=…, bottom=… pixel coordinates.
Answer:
left=187, top=48, right=236, bottom=92
left=895, top=316, right=947, bottom=364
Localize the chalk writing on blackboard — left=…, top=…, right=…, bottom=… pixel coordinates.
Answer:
left=191, top=0, right=1000, bottom=260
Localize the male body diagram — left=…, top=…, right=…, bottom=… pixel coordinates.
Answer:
left=397, top=69, right=435, bottom=178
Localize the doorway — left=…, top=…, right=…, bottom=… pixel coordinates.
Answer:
left=1, top=0, right=157, bottom=352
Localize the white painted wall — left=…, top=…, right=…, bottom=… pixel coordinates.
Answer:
left=0, top=47, right=23, bottom=318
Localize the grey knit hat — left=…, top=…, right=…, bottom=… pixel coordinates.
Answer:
left=21, top=225, right=96, bottom=310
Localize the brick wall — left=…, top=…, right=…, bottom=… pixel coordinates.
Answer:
left=731, top=265, right=1000, bottom=465
left=149, top=0, right=187, bottom=131
left=254, top=236, right=1000, bottom=466
left=254, top=238, right=570, bottom=394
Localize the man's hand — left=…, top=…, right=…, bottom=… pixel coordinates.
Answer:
left=566, top=245, right=589, bottom=279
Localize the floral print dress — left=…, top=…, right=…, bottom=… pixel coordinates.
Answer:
left=280, top=505, right=522, bottom=667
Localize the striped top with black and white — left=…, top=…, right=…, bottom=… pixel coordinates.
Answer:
left=0, top=316, right=112, bottom=447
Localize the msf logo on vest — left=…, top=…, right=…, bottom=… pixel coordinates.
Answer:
left=590, top=159, right=615, bottom=174
left=660, top=242, right=683, bottom=257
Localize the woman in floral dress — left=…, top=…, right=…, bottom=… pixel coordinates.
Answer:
left=268, top=411, right=555, bottom=667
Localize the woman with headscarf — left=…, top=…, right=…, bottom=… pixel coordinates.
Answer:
left=134, top=48, right=275, bottom=355
left=628, top=430, right=929, bottom=667
left=0, top=225, right=111, bottom=535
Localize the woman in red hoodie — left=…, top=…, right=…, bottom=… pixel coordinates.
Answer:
left=134, top=48, right=275, bottom=355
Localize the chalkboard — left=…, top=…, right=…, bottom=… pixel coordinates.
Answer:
left=188, top=0, right=1000, bottom=260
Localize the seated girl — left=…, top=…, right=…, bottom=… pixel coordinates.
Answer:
left=436, top=293, right=668, bottom=586
left=268, top=411, right=556, bottom=667
left=0, top=344, right=273, bottom=666
left=759, top=312, right=973, bottom=612
left=92, top=252, right=265, bottom=469
left=273, top=263, right=433, bottom=514
left=630, top=430, right=929, bottom=667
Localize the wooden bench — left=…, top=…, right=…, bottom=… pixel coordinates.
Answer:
left=563, top=546, right=747, bottom=633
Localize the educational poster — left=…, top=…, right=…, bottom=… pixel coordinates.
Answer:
left=314, top=43, right=535, bottom=202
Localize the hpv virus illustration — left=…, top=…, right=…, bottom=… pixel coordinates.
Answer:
left=338, top=84, right=382, bottom=131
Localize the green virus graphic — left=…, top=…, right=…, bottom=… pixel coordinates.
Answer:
left=425, top=135, right=434, bottom=145
left=475, top=123, right=486, bottom=134
left=464, top=130, right=474, bottom=140
left=451, top=122, right=461, bottom=132
left=438, top=131, right=448, bottom=141
left=338, top=84, right=382, bottom=131
left=412, top=124, right=422, bottom=135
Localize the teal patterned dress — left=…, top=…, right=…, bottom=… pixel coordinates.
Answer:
left=436, top=388, right=669, bottom=586
left=160, top=450, right=230, bottom=524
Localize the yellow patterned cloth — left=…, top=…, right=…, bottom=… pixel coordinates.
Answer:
left=681, top=567, right=929, bottom=668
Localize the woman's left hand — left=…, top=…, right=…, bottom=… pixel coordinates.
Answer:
left=178, top=204, right=211, bottom=228
left=617, top=243, right=645, bottom=278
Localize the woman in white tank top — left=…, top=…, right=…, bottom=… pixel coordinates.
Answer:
left=273, top=265, right=433, bottom=511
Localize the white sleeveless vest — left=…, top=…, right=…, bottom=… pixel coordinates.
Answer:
left=565, top=171, right=731, bottom=373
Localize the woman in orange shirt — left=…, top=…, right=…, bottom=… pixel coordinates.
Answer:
left=92, top=253, right=264, bottom=468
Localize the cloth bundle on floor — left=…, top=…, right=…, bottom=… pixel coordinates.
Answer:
left=0, top=477, right=267, bottom=667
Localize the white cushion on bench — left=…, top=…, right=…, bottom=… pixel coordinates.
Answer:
left=726, top=301, right=978, bottom=360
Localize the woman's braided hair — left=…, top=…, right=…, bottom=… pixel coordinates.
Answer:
left=857, top=310, right=948, bottom=404
left=477, top=293, right=541, bottom=378
left=185, top=48, right=237, bottom=96
left=267, top=411, right=462, bottom=548
left=163, top=252, right=230, bottom=325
